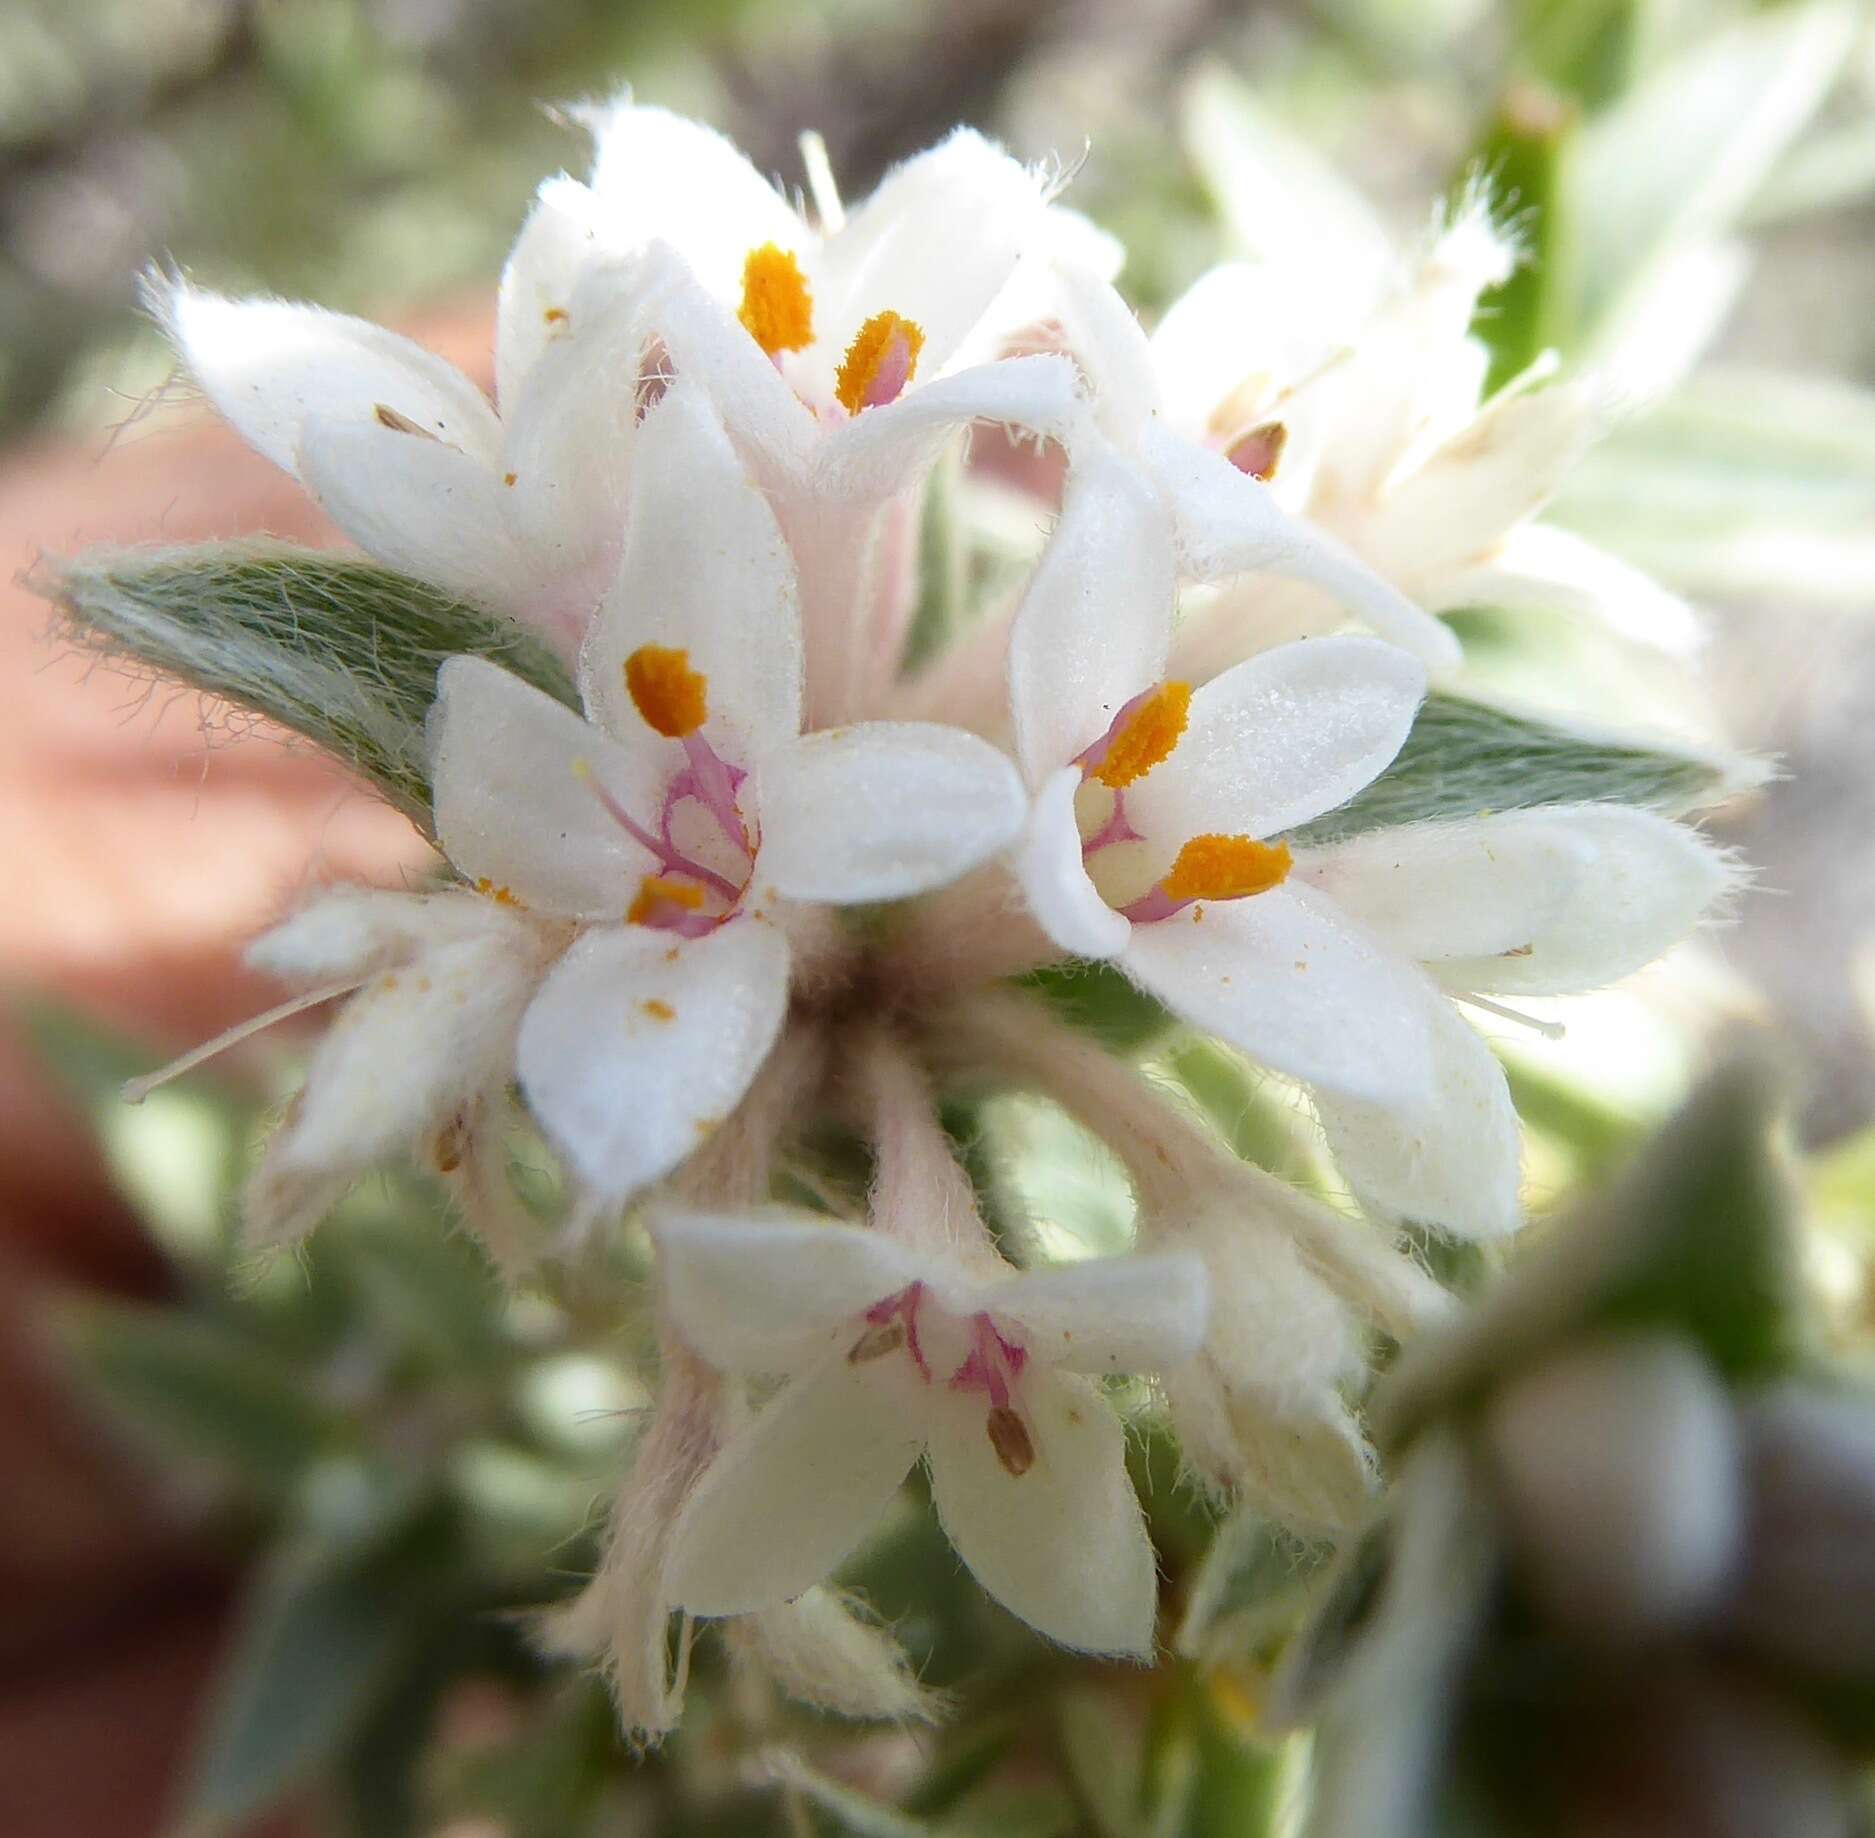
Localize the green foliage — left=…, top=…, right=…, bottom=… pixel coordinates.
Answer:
left=1379, top=1059, right=1806, bottom=1451
left=1288, top=689, right=1745, bottom=849
left=43, top=544, right=578, bottom=831
left=175, top=1510, right=444, bottom=1836
left=52, top=1299, right=336, bottom=1492
left=1463, top=87, right=1581, bottom=391
left=1018, top=962, right=1175, bottom=1053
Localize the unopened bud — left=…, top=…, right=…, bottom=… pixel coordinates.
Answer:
left=1727, top=1382, right=1875, bottom=1677
left=1484, top=1333, right=1742, bottom=1638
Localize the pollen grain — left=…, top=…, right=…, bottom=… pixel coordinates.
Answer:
left=738, top=243, right=814, bottom=356
left=624, top=644, right=709, bottom=738
left=1161, top=833, right=1292, bottom=903
left=834, top=310, right=924, bottom=415
left=1092, top=682, right=1191, bottom=789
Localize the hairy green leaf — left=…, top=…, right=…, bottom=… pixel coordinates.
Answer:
left=1288, top=689, right=1751, bottom=849
left=43, top=543, right=579, bottom=832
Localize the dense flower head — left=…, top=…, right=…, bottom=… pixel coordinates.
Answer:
left=116, top=89, right=1751, bottom=1738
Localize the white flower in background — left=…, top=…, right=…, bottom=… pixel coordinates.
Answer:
left=1006, top=453, right=1734, bottom=1237
left=656, top=1209, right=1208, bottom=1656
left=509, top=100, right=1097, bottom=721
left=149, top=254, right=655, bottom=659
left=1059, top=191, right=1700, bottom=679
left=429, top=381, right=1025, bottom=1204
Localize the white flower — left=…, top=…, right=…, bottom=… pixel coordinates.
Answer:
left=1059, top=190, right=1700, bottom=673
left=239, top=886, right=561, bottom=1256
left=429, top=381, right=1026, bottom=1203
left=513, top=100, right=1095, bottom=722
left=656, top=1208, right=1208, bottom=1656
left=1006, top=453, right=1733, bottom=1237
left=148, top=252, right=655, bottom=658
left=1033, top=256, right=1465, bottom=673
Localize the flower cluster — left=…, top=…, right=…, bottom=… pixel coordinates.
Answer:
left=134, top=97, right=1739, bottom=1733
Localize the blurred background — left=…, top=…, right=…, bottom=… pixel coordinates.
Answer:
left=4, top=0, right=1875, bottom=1834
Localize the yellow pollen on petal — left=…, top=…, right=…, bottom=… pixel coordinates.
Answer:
left=1161, top=834, right=1293, bottom=904
left=642, top=998, right=676, bottom=1022
left=624, top=644, right=709, bottom=738
left=738, top=243, right=814, bottom=356
left=627, top=876, right=705, bottom=925
left=473, top=877, right=522, bottom=908
left=1093, top=682, right=1191, bottom=789
left=834, top=310, right=925, bottom=415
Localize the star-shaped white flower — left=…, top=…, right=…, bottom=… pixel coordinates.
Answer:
left=1006, top=453, right=1732, bottom=1237
left=656, top=1209, right=1208, bottom=1657
left=1055, top=189, right=1699, bottom=674
left=514, top=100, right=1097, bottom=721
left=148, top=245, right=659, bottom=659
left=428, top=381, right=1026, bottom=1203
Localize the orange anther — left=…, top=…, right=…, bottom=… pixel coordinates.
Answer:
left=624, top=644, right=708, bottom=738
left=738, top=243, right=814, bottom=355
left=1160, top=834, right=1292, bottom=904
left=628, top=876, right=706, bottom=925
left=834, top=310, right=924, bottom=415
left=1092, top=683, right=1191, bottom=789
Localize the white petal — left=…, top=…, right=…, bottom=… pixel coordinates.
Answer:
left=1443, top=808, right=1729, bottom=996
left=987, top=1252, right=1208, bottom=1376
left=152, top=280, right=502, bottom=476
left=580, top=100, right=807, bottom=302
left=1014, top=766, right=1132, bottom=960
left=755, top=722, right=1026, bottom=904
left=1125, top=635, right=1425, bottom=845
left=247, top=888, right=503, bottom=983
left=276, top=930, right=538, bottom=1176
left=1046, top=262, right=1161, bottom=443
left=1122, top=883, right=1435, bottom=1107
left=816, top=129, right=1046, bottom=376
left=1148, top=262, right=1297, bottom=439
left=496, top=268, right=655, bottom=600
left=926, top=1367, right=1157, bottom=1657
left=1142, top=424, right=1463, bottom=670
left=496, top=175, right=606, bottom=410
left=581, top=381, right=804, bottom=760
left=639, top=244, right=816, bottom=475
left=665, top=1351, right=926, bottom=1617
left=1429, top=523, right=1704, bottom=656
left=1008, top=448, right=1176, bottom=785
left=1300, top=807, right=1731, bottom=996
left=429, top=656, right=654, bottom=918
left=1314, top=992, right=1522, bottom=1239
left=813, top=354, right=1083, bottom=503
left=517, top=919, right=791, bottom=1204
left=654, top=1210, right=926, bottom=1376
left=1364, top=380, right=1600, bottom=584
left=739, top=1588, right=942, bottom=1723
left=296, top=418, right=535, bottom=613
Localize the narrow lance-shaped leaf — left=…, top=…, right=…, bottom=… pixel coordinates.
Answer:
left=1286, top=688, right=1756, bottom=850
left=172, top=1525, right=432, bottom=1838
left=41, top=543, right=579, bottom=833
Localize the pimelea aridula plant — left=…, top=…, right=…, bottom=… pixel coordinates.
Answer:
left=51, top=93, right=1755, bottom=1740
